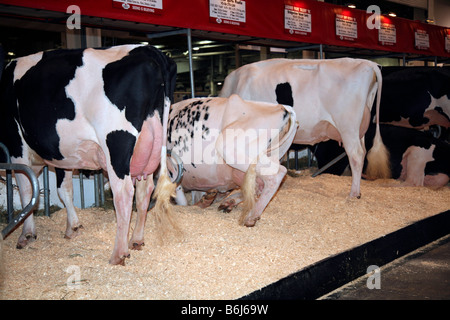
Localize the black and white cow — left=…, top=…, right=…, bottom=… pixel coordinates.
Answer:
left=0, top=44, right=177, bottom=265
left=312, top=124, right=449, bottom=188
left=378, top=66, right=450, bottom=133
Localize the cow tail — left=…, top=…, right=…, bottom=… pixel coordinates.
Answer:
left=152, top=96, right=182, bottom=243
left=365, top=66, right=391, bottom=180
left=239, top=162, right=257, bottom=226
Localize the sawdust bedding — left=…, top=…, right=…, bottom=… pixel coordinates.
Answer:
left=0, top=171, right=449, bottom=300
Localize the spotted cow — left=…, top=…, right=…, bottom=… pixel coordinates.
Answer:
left=220, top=58, right=390, bottom=198
left=167, top=94, right=297, bottom=227
left=0, top=44, right=177, bottom=265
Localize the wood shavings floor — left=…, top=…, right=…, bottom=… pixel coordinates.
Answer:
left=1, top=172, right=449, bottom=300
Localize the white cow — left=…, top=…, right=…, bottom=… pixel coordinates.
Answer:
left=167, top=94, right=297, bottom=226
left=220, top=58, right=390, bottom=198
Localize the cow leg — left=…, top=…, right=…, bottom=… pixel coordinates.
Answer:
left=400, top=145, right=435, bottom=187
left=109, top=176, right=134, bottom=265
left=242, top=164, right=287, bottom=227
left=15, top=164, right=43, bottom=249
left=342, top=136, right=365, bottom=198
left=195, top=189, right=219, bottom=208
left=424, top=173, right=449, bottom=188
left=55, top=168, right=83, bottom=239
left=129, top=176, right=154, bottom=250
left=218, top=189, right=242, bottom=213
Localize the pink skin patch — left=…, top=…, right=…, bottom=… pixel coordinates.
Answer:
left=130, top=116, right=163, bottom=181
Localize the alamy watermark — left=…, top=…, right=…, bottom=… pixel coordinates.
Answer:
left=366, top=5, right=381, bottom=30
left=366, top=265, right=381, bottom=289
left=170, top=123, right=284, bottom=176
left=66, top=5, right=81, bottom=30
left=66, top=265, right=82, bottom=290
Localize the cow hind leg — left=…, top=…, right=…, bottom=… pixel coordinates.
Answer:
left=129, top=176, right=154, bottom=250
left=218, top=189, right=242, bottom=213
left=342, top=136, right=366, bottom=198
left=240, top=161, right=287, bottom=227
left=55, top=168, right=83, bottom=239
left=109, top=176, right=134, bottom=265
left=195, top=189, right=219, bottom=208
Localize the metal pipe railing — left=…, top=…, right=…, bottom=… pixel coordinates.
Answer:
left=1, top=163, right=39, bottom=240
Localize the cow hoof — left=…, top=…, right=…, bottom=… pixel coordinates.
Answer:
left=243, top=217, right=259, bottom=227
left=195, top=190, right=219, bottom=208
left=130, top=241, right=145, bottom=250
left=16, top=233, right=37, bottom=249
left=218, top=199, right=236, bottom=213
left=64, top=224, right=84, bottom=239
left=109, top=253, right=131, bottom=266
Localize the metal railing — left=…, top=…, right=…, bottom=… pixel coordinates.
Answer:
left=0, top=162, right=39, bottom=240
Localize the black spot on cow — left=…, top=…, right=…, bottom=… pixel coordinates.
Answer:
left=106, top=130, right=136, bottom=179
left=55, top=168, right=66, bottom=189
left=203, top=108, right=210, bottom=121
left=103, top=46, right=177, bottom=133
left=425, top=139, right=450, bottom=176
left=192, top=100, right=204, bottom=107
left=194, top=111, right=201, bottom=122
left=0, top=60, right=23, bottom=161
left=12, top=49, right=84, bottom=161
left=377, top=67, right=450, bottom=128
left=275, top=82, right=294, bottom=107
left=103, top=47, right=165, bottom=131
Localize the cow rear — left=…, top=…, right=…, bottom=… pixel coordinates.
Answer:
left=0, top=45, right=178, bottom=265
left=221, top=58, right=390, bottom=197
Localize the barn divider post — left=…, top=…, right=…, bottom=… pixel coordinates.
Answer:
left=79, top=170, right=85, bottom=209
left=187, top=28, right=195, bottom=98
left=43, top=166, right=50, bottom=216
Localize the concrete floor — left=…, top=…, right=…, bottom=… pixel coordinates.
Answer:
left=321, top=235, right=450, bottom=300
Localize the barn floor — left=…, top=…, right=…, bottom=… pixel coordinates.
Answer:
left=0, top=171, right=449, bottom=300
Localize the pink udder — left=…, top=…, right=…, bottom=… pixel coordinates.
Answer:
left=130, top=116, right=163, bottom=180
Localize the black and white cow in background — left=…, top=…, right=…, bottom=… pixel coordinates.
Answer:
left=378, top=66, right=450, bottom=137
left=0, top=44, right=177, bottom=265
left=312, top=124, right=449, bottom=187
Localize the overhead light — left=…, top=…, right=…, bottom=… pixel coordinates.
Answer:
left=388, top=12, right=397, bottom=17
left=347, top=4, right=356, bottom=9
left=193, top=47, right=200, bottom=51
left=140, top=41, right=149, bottom=45
left=197, top=40, right=214, bottom=45
left=7, top=51, right=15, bottom=56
